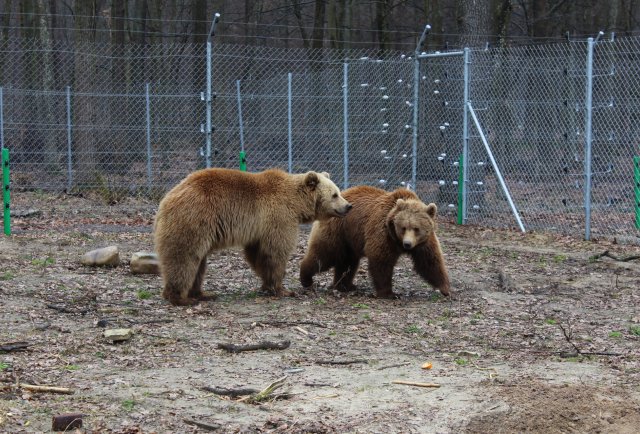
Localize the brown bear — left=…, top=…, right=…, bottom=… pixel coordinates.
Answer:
left=300, top=185, right=450, bottom=298
left=154, top=168, right=352, bottom=306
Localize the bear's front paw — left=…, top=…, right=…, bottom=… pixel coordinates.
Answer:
left=166, top=297, right=200, bottom=306
left=375, top=290, right=399, bottom=299
left=334, top=283, right=357, bottom=293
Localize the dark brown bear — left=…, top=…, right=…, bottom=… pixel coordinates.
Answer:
left=300, top=185, right=450, bottom=298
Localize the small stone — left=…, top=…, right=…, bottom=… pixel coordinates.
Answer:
left=130, top=252, right=160, bottom=275
left=103, top=328, right=133, bottom=342
left=80, top=246, right=120, bottom=267
left=457, top=350, right=481, bottom=358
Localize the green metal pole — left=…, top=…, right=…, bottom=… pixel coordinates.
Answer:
left=239, top=151, right=247, bottom=172
left=2, top=148, right=9, bottom=236
left=634, top=156, right=640, bottom=230
left=457, top=154, right=464, bottom=225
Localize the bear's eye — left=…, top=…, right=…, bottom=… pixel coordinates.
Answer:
left=332, top=193, right=338, bottom=199
left=414, top=228, right=420, bottom=233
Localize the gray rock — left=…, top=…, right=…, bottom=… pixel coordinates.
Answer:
left=103, top=328, right=133, bottom=342
left=80, top=246, right=120, bottom=267
left=130, top=251, right=160, bottom=275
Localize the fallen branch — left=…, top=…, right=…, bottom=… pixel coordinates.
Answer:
left=201, top=386, right=259, bottom=397
left=46, top=304, right=90, bottom=315
left=241, top=376, right=288, bottom=404
left=315, top=359, right=368, bottom=366
left=183, top=418, right=221, bottom=431
left=252, top=320, right=328, bottom=329
left=391, top=380, right=441, bottom=388
left=0, top=342, right=30, bottom=352
left=558, top=323, right=582, bottom=355
left=217, top=340, right=291, bottom=353
left=589, top=250, right=640, bottom=262
left=376, top=362, right=411, bottom=371
left=19, top=383, right=74, bottom=394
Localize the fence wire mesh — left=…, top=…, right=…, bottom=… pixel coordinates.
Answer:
left=1, top=35, right=640, bottom=239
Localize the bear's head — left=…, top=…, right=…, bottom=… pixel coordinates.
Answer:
left=304, top=171, right=352, bottom=220
left=387, top=199, right=437, bottom=250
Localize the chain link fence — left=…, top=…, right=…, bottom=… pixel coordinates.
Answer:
left=1, top=34, right=639, bottom=240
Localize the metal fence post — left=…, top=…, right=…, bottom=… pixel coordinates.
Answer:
left=288, top=72, right=293, bottom=174
left=461, top=47, right=470, bottom=224
left=343, top=62, right=349, bottom=189
left=236, top=79, right=247, bottom=171
left=145, top=83, right=152, bottom=190
left=583, top=37, right=595, bottom=240
left=0, top=87, right=4, bottom=150
left=65, top=86, right=73, bottom=191
left=2, top=148, right=9, bottom=236
left=0, top=86, right=4, bottom=149
left=412, top=25, right=431, bottom=191
left=205, top=13, right=220, bottom=169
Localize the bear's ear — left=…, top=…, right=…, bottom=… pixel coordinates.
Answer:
left=395, top=198, right=407, bottom=210
left=425, top=203, right=437, bottom=218
left=305, top=172, right=320, bottom=190
left=320, top=171, right=331, bottom=179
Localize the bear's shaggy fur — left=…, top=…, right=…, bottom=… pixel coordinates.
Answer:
left=154, top=168, right=352, bottom=306
left=300, top=185, right=450, bottom=298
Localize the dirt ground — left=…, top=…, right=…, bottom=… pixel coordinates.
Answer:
left=1, top=192, right=640, bottom=433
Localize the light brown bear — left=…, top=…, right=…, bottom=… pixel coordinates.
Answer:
left=300, top=185, right=450, bottom=298
left=154, top=168, right=352, bottom=306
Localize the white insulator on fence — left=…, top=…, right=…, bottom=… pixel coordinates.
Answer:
left=438, top=180, right=446, bottom=185
left=382, top=95, right=389, bottom=100
left=360, top=83, right=369, bottom=87
left=473, top=205, right=480, bottom=209
left=379, top=179, right=387, bottom=184
left=381, top=150, right=387, bottom=155
left=382, top=123, right=389, bottom=127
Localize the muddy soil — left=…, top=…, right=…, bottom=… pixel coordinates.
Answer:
left=1, top=192, right=639, bottom=433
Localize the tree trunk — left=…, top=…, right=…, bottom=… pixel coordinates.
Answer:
left=375, top=0, right=391, bottom=51
left=291, top=0, right=310, bottom=48
left=311, top=0, right=326, bottom=49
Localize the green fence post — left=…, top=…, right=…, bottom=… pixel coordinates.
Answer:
left=457, top=153, right=464, bottom=225
left=2, top=148, right=9, bottom=235
left=634, top=156, right=640, bottom=230
left=239, top=151, right=247, bottom=172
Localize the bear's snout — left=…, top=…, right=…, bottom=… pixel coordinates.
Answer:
left=337, top=202, right=353, bottom=216
left=402, top=239, right=415, bottom=250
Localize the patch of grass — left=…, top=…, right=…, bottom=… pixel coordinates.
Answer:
left=0, top=362, right=10, bottom=371
left=328, top=330, right=337, bottom=336
left=362, top=313, right=371, bottom=321
left=122, top=399, right=136, bottom=411
left=352, top=303, right=369, bottom=309
left=428, top=292, right=443, bottom=302
left=245, top=291, right=259, bottom=299
left=137, top=289, right=153, bottom=300
left=629, top=325, right=640, bottom=336
left=608, top=331, right=622, bottom=339
left=313, top=297, right=327, bottom=305
left=0, top=271, right=16, bottom=281
left=31, top=256, right=55, bottom=267
left=64, top=364, right=80, bottom=371
left=94, top=352, right=105, bottom=359
left=552, top=254, right=568, bottom=263
left=405, top=324, right=421, bottom=334
left=454, top=357, right=468, bottom=366
left=544, top=318, right=557, bottom=325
